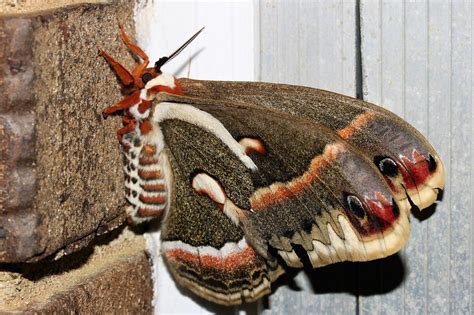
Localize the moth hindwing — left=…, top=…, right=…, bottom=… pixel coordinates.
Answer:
left=101, top=30, right=445, bottom=306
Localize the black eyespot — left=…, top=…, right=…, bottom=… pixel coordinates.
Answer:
left=131, top=177, right=138, bottom=184
left=346, top=195, right=365, bottom=219
left=132, top=191, right=138, bottom=198
left=427, top=154, right=437, bottom=172
left=141, top=73, right=153, bottom=84
left=374, top=156, right=399, bottom=177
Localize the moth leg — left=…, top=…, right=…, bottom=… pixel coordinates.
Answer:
left=119, top=25, right=150, bottom=79
left=102, top=90, right=141, bottom=117
left=98, top=49, right=135, bottom=86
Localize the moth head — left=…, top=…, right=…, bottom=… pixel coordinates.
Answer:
left=100, top=26, right=204, bottom=119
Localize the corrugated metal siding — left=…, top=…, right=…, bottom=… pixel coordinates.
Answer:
left=259, top=0, right=473, bottom=314
left=359, top=1, right=472, bottom=314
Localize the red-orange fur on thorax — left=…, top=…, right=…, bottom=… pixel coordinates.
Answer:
left=99, top=26, right=184, bottom=142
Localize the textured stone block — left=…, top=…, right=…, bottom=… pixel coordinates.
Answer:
left=0, top=229, right=153, bottom=314
left=0, top=1, right=135, bottom=262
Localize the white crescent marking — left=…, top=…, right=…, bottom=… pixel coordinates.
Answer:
left=152, top=102, right=258, bottom=171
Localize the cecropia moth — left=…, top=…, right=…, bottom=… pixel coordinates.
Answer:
left=100, top=28, right=445, bottom=305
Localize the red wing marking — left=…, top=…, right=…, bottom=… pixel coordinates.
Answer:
left=365, top=192, right=397, bottom=226
left=250, top=143, right=344, bottom=210
left=165, top=242, right=257, bottom=271
left=166, top=249, right=200, bottom=265
left=383, top=177, right=400, bottom=193
left=336, top=112, right=376, bottom=140
left=399, top=150, right=431, bottom=190
left=202, top=246, right=257, bottom=270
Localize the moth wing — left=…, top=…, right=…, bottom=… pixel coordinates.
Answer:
left=180, top=79, right=445, bottom=212
left=151, top=91, right=438, bottom=303
left=154, top=111, right=283, bottom=305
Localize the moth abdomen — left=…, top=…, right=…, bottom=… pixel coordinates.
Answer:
left=120, top=130, right=171, bottom=223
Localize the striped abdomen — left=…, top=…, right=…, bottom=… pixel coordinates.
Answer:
left=121, top=131, right=170, bottom=223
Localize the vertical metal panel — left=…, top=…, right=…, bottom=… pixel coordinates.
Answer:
left=403, top=2, right=429, bottom=314
left=447, top=1, right=471, bottom=314
left=360, top=1, right=472, bottom=314
left=258, top=1, right=358, bottom=314
left=259, top=0, right=357, bottom=96
left=426, top=2, right=452, bottom=313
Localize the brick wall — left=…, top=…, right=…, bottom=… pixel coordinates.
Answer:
left=0, top=1, right=154, bottom=312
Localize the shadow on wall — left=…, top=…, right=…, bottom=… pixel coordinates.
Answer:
left=179, top=254, right=405, bottom=315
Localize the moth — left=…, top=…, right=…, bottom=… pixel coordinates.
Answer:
left=100, top=27, right=445, bottom=305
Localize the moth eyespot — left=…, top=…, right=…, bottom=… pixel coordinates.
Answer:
left=427, top=154, right=437, bottom=172
left=374, top=156, right=398, bottom=177
left=346, top=195, right=365, bottom=219
left=141, top=73, right=153, bottom=84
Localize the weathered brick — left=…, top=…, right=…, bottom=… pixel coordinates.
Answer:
left=0, top=228, right=153, bottom=314
left=0, top=1, right=135, bottom=262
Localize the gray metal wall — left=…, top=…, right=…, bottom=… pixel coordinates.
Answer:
left=258, top=1, right=472, bottom=314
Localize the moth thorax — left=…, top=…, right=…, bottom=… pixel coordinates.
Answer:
left=121, top=131, right=170, bottom=223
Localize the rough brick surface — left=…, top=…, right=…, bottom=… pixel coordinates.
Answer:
left=0, top=229, right=153, bottom=314
left=0, top=1, right=136, bottom=262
